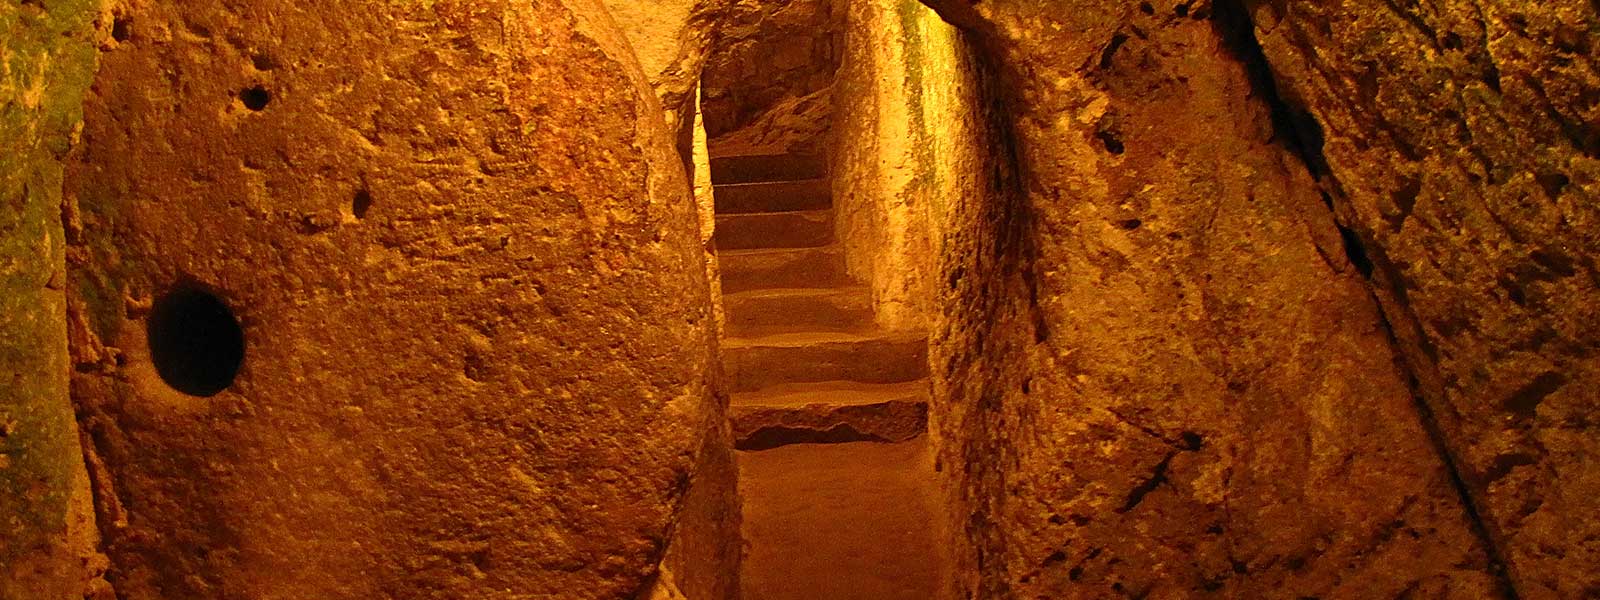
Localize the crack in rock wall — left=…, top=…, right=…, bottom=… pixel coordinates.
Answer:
left=915, top=0, right=1506, bottom=597
left=1240, top=2, right=1600, bottom=597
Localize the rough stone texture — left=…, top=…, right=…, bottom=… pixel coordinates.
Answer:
left=608, top=3, right=741, bottom=593
left=701, top=0, right=843, bottom=153
left=916, top=0, right=1506, bottom=597
left=659, top=417, right=741, bottom=600
left=61, top=1, right=719, bottom=598
left=604, top=0, right=733, bottom=124
left=706, top=89, right=835, bottom=157
left=0, top=2, right=110, bottom=598
left=730, top=381, right=929, bottom=449
left=1241, top=2, right=1600, bottom=597
left=828, top=0, right=940, bottom=333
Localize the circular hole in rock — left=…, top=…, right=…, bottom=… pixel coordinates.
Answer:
left=147, top=287, right=245, bottom=397
left=240, top=85, right=271, bottom=111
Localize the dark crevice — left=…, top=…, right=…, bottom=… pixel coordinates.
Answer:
left=1386, top=175, right=1422, bottom=232
left=1099, top=32, right=1130, bottom=70
left=1483, top=452, right=1539, bottom=484
left=1369, top=286, right=1523, bottom=600
left=1210, top=0, right=1330, bottom=178
left=1517, top=73, right=1600, bottom=159
left=1336, top=224, right=1375, bottom=278
left=1210, top=2, right=1523, bottom=597
left=111, top=15, right=132, bottom=42
left=352, top=188, right=374, bottom=219
left=1117, top=453, right=1174, bottom=514
left=735, top=425, right=894, bottom=451
left=1096, top=129, right=1126, bottom=155
left=1536, top=172, right=1570, bottom=199
left=1502, top=372, right=1566, bottom=419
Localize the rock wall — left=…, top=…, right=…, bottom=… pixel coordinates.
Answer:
left=828, top=0, right=944, bottom=332
left=61, top=1, right=721, bottom=599
left=916, top=0, right=1505, bottom=597
left=0, top=2, right=109, bottom=598
left=1241, top=2, right=1600, bottom=597
left=701, top=0, right=843, bottom=155
left=607, top=5, right=740, bottom=598
left=840, top=7, right=1031, bottom=598
left=655, top=90, right=739, bottom=600
left=604, top=0, right=731, bottom=124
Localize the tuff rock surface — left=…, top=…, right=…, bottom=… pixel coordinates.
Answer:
left=916, top=0, right=1507, bottom=597
left=61, top=1, right=719, bottom=598
left=1244, top=3, right=1600, bottom=595
left=0, top=2, right=109, bottom=598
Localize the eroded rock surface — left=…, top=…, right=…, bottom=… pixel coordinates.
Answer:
left=0, top=2, right=108, bottom=598
left=918, top=0, right=1502, bottom=597
left=1241, top=2, right=1600, bottom=597
left=702, top=0, right=843, bottom=153
left=604, top=5, right=742, bottom=598
left=62, top=1, right=718, bottom=598
left=605, top=0, right=733, bottom=122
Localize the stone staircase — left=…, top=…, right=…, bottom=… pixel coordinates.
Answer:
left=712, top=154, right=942, bottom=600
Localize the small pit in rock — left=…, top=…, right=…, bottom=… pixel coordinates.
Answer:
left=240, top=85, right=271, bottom=111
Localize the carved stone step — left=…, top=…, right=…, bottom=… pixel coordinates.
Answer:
left=723, top=331, right=928, bottom=392
left=730, top=380, right=929, bottom=450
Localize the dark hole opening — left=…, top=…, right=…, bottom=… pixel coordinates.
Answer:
left=112, top=16, right=132, bottom=42
left=1336, top=224, right=1375, bottom=279
left=1096, top=130, right=1126, bottom=155
left=352, top=189, right=373, bottom=219
left=240, top=85, right=271, bottom=111
left=147, top=287, right=245, bottom=397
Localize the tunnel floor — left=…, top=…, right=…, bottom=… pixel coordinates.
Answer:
left=737, top=440, right=941, bottom=600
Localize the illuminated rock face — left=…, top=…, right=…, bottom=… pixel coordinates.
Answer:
left=701, top=0, right=843, bottom=155
left=61, top=1, right=719, bottom=598
left=4, top=0, right=1598, bottom=598
left=1246, top=4, right=1600, bottom=597
left=0, top=2, right=106, bottom=598
left=604, top=3, right=743, bottom=599
left=914, top=0, right=1507, bottom=597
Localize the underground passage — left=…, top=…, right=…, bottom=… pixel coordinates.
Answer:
left=2, top=1, right=1599, bottom=599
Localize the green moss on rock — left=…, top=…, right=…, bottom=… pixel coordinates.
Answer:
left=0, top=0, right=105, bottom=594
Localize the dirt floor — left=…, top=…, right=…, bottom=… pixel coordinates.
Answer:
left=736, top=439, right=943, bottom=600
